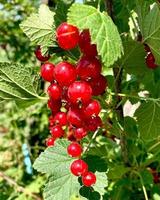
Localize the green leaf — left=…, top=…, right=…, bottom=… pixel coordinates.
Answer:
left=135, top=101, right=160, bottom=141
left=67, top=3, right=123, bottom=67
left=33, top=139, right=73, bottom=174
left=139, top=3, right=160, bottom=65
left=20, top=4, right=55, bottom=55
left=93, top=172, right=108, bottom=196
left=44, top=173, right=81, bottom=200
left=107, top=165, right=130, bottom=180
left=120, top=40, right=149, bottom=75
left=0, top=62, right=40, bottom=100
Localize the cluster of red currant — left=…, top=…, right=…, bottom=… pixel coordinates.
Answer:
left=145, top=44, right=158, bottom=69
left=35, top=22, right=107, bottom=187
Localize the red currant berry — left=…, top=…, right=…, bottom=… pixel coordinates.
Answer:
left=50, top=125, right=64, bottom=138
left=79, top=29, right=97, bottom=57
left=83, top=100, right=101, bottom=118
left=82, top=172, right=96, bottom=187
left=49, top=115, right=54, bottom=127
left=47, top=83, right=62, bottom=100
left=46, top=137, right=55, bottom=147
left=54, top=62, right=77, bottom=86
left=74, top=127, right=88, bottom=140
left=67, top=108, right=84, bottom=127
left=56, top=22, right=79, bottom=50
left=40, top=62, right=55, bottom=82
left=144, top=44, right=151, bottom=52
left=70, top=159, right=88, bottom=176
left=35, top=46, right=50, bottom=62
left=76, top=56, right=101, bottom=80
left=47, top=99, right=61, bottom=114
left=88, top=75, right=107, bottom=96
left=146, top=52, right=158, bottom=69
left=67, top=142, right=82, bottom=157
left=53, top=112, right=67, bottom=126
left=86, top=116, right=102, bottom=131
left=68, top=81, right=92, bottom=104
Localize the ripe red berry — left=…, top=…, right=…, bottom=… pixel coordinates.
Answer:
left=35, top=46, right=50, bottom=62
left=54, top=62, right=77, bottom=86
left=83, top=100, right=101, bottom=118
left=67, top=108, right=84, bottom=127
left=88, top=75, right=107, bottom=96
left=70, top=159, right=88, bottom=176
left=74, top=127, right=88, bottom=140
left=41, top=62, right=55, bottom=82
left=47, top=99, right=61, bottom=114
left=67, top=142, right=82, bottom=157
left=86, top=116, right=102, bottom=131
left=79, top=29, right=97, bottom=57
left=68, top=81, right=92, bottom=104
left=144, top=44, right=151, bottom=52
left=46, top=137, right=55, bottom=147
left=53, top=112, right=67, bottom=126
left=146, top=52, right=158, bottom=69
left=76, top=56, right=101, bottom=80
left=82, top=172, right=96, bottom=187
left=50, top=125, right=64, bottom=138
left=56, top=22, right=79, bottom=50
left=47, top=83, right=62, bottom=100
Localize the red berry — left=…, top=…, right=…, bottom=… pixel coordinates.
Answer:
left=54, top=62, right=77, bottom=86
left=68, top=81, right=92, bottom=104
left=74, top=127, right=88, bottom=140
left=47, top=83, right=62, bottom=100
left=46, top=137, right=55, bottom=147
left=82, top=172, right=96, bottom=187
left=146, top=52, right=158, bottom=69
left=70, top=159, right=88, bottom=176
left=53, top=112, right=67, bottom=126
left=41, top=62, right=55, bottom=82
left=76, top=56, right=101, bottom=80
left=50, top=125, right=64, bottom=138
left=79, top=29, right=97, bottom=57
left=56, top=22, right=79, bottom=50
left=47, top=99, right=61, bottom=114
left=144, top=44, right=151, bottom=52
left=67, top=108, right=84, bottom=127
left=88, top=75, right=107, bottom=96
left=35, top=46, right=50, bottom=62
left=83, top=100, right=101, bottom=118
left=67, top=142, right=82, bottom=157
left=86, top=116, right=102, bottom=131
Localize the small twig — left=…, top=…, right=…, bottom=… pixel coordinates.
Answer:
left=0, top=171, right=42, bottom=200
left=148, top=139, right=160, bottom=152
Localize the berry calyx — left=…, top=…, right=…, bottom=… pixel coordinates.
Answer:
left=82, top=172, right=96, bottom=187
left=70, top=159, right=88, bottom=176
left=83, top=100, right=101, bottom=118
left=146, top=52, right=158, bottom=69
left=46, top=137, right=55, bottom=147
left=67, top=142, right=82, bottom=157
left=41, top=62, right=55, bottom=82
left=35, top=46, right=50, bottom=62
left=53, top=112, right=67, bottom=126
left=79, top=29, right=97, bottom=57
left=47, top=83, right=62, bottom=100
left=67, top=108, right=84, bottom=127
left=50, top=125, right=64, bottom=138
left=68, top=81, right=92, bottom=104
left=74, top=127, right=88, bottom=140
left=76, top=56, right=101, bottom=80
left=56, top=22, right=79, bottom=50
left=54, top=62, right=77, bottom=86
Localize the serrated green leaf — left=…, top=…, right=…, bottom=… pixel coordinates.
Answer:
left=140, top=3, right=160, bottom=65
left=0, top=62, right=40, bottom=100
left=20, top=4, right=55, bottom=55
left=135, top=101, right=160, bottom=141
left=44, top=173, right=80, bottom=200
left=93, top=172, right=108, bottom=196
left=33, top=139, right=73, bottom=174
left=67, top=3, right=123, bottom=67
